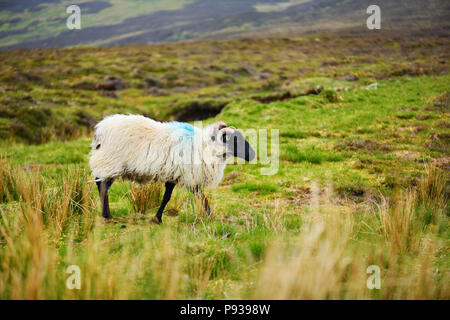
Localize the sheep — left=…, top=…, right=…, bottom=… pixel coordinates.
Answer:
left=89, top=114, right=255, bottom=223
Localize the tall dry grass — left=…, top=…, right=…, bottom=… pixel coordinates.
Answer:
left=0, top=162, right=99, bottom=299
left=252, top=215, right=367, bottom=299
left=0, top=156, right=20, bottom=203
left=249, top=166, right=449, bottom=299
left=0, top=160, right=448, bottom=299
left=376, top=166, right=447, bottom=254
left=0, top=160, right=214, bottom=299
left=127, top=182, right=162, bottom=214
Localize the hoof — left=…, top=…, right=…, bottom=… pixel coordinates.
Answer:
left=151, top=216, right=162, bottom=224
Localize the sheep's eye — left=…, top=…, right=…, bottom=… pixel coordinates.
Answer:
left=222, top=134, right=227, bottom=143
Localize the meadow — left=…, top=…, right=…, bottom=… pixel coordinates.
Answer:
left=0, top=31, right=448, bottom=299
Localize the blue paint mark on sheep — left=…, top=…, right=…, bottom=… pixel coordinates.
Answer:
left=168, top=121, right=195, bottom=137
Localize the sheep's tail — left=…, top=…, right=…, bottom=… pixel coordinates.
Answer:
left=90, top=114, right=118, bottom=150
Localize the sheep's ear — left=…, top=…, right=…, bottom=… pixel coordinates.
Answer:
left=214, top=122, right=227, bottom=132
left=211, top=122, right=227, bottom=141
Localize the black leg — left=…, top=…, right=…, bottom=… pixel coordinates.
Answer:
left=96, top=177, right=114, bottom=219
left=203, top=196, right=211, bottom=216
left=193, top=185, right=211, bottom=216
left=155, top=182, right=175, bottom=223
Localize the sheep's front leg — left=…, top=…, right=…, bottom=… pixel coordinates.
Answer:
left=96, top=177, right=114, bottom=219
left=154, top=182, right=175, bottom=224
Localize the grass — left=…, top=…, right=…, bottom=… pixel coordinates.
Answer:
left=232, top=182, right=279, bottom=195
left=0, top=160, right=447, bottom=299
left=0, top=32, right=448, bottom=144
left=0, top=32, right=449, bottom=299
left=0, top=0, right=193, bottom=47
left=282, top=144, right=345, bottom=164
left=128, top=183, right=162, bottom=214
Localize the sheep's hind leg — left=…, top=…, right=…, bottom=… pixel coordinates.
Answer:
left=194, top=186, right=211, bottom=216
left=154, top=182, right=175, bottom=224
left=203, top=196, right=211, bottom=216
left=96, top=177, right=114, bottom=219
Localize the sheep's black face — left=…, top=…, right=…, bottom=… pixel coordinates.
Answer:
left=225, top=130, right=255, bottom=162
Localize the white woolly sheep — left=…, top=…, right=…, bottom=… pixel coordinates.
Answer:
left=89, top=114, right=255, bottom=223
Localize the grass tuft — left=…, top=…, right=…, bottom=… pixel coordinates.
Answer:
left=282, top=145, right=345, bottom=164
left=128, top=183, right=162, bottom=214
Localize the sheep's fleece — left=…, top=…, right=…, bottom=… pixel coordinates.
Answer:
left=89, top=114, right=232, bottom=189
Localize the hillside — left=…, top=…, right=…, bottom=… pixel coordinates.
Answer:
left=0, top=0, right=449, bottom=50
left=1, top=31, right=448, bottom=145
left=0, top=31, right=449, bottom=298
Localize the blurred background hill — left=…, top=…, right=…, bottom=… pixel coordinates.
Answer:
left=0, top=0, right=449, bottom=300
left=0, top=0, right=449, bottom=50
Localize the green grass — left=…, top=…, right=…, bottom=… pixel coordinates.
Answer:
left=280, top=130, right=308, bottom=139
left=0, top=32, right=449, bottom=299
left=231, top=182, right=279, bottom=195
left=1, top=32, right=448, bottom=144
left=282, top=144, right=345, bottom=164
left=0, top=0, right=193, bottom=47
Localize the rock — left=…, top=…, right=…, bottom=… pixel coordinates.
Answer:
left=432, top=157, right=450, bottom=171
left=395, top=151, right=421, bottom=161
left=222, top=231, right=232, bottom=239
left=23, top=164, right=46, bottom=171
left=103, top=91, right=118, bottom=99
left=416, top=114, right=430, bottom=120
left=306, top=86, right=323, bottom=95
left=255, top=72, right=270, bottom=80
left=144, top=77, right=162, bottom=88
left=333, top=87, right=349, bottom=92
left=344, top=74, right=359, bottom=81
left=321, top=60, right=339, bottom=67
left=0, top=86, right=12, bottom=93
left=172, top=87, right=195, bottom=93
left=232, top=65, right=259, bottom=77
left=95, top=76, right=126, bottom=91
left=366, top=82, right=378, bottom=90
left=148, top=87, right=168, bottom=96
left=241, top=65, right=258, bottom=76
